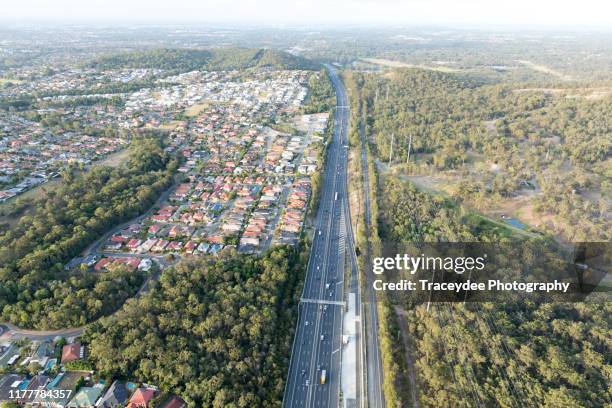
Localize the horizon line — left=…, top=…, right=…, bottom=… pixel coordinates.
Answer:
left=1, top=21, right=612, bottom=33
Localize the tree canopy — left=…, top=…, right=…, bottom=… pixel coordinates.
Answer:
left=85, top=246, right=304, bottom=407
left=0, top=136, right=177, bottom=329
left=86, top=48, right=319, bottom=72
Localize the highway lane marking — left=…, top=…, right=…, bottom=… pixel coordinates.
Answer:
left=327, top=67, right=348, bottom=408
left=286, top=191, right=329, bottom=403
left=314, top=68, right=346, bottom=408
left=288, top=134, right=340, bottom=405
left=285, top=65, right=352, bottom=408
left=305, top=93, right=343, bottom=408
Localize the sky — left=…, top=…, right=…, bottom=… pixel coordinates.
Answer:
left=2, top=0, right=612, bottom=28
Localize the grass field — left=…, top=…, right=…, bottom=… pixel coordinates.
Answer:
left=361, top=58, right=461, bottom=73
left=7, top=149, right=128, bottom=202
left=513, top=86, right=612, bottom=100
left=377, top=162, right=541, bottom=241
left=184, top=101, right=211, bottom=117
left=516, top=60, right=573, bottom=81
left=0, top=149, right=130, bottom=225
left=96, top=148, right=130, bottom=167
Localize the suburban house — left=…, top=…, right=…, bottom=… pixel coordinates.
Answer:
left=126, top=387, right=156, bottom=408
left=61, top=342, right=83, bottom=364
left=0, top=374, right=25, bottom=404
left=67, top=386, right=104, bottom=408
left=29, top=341, right=54, bottom=368
left=18, top=374, right=50, bottom=405
left=95, top=380, right=129, bottom=407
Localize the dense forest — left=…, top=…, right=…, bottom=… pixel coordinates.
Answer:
left=360, top=69, right=609, bottom=175
left=86, top=48, right=319, bottom=72
left=302, top=68, right=335, bottom=114
left=344, top=68, right=611, bottom=407
left=350, top=68, right=610, bottom=242
left=409, top=301, right=610, bottom=408
left=375, top=174, right=611, bottom=407
left=0, top=137, right=177, bottom=329
left=378, top=178, right=476, bottom=243
left=85, top=245, right=305, bottom=407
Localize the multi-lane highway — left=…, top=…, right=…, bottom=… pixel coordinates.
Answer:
left=283, top=65, right=354, bottom=408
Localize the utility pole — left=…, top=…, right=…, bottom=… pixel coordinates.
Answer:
left=406, top=133, right=412, bottom=164
left=389, top=133, right=394, bottom=164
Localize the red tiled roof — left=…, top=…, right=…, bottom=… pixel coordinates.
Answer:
left=61, top=342, right=81, bottom=363
left=161, top=396, right=185, bottom=408
left=127, top=388, right=156, bottom=408
left=127, top=239, right=141, bottom=248
left=94, top=258, right=111, bottom=271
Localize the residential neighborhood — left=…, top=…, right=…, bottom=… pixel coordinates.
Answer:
left=0, top=110, right=127, bottom=202
left=0, top=335, right=185, bottom=408
left=0, top=59, right=329, bottom=407
left=0, top=67, right=319, bottom=204
left=61, top=69, right=328, bottom=271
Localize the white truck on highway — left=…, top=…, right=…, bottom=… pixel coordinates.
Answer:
left=320, top=369, right=327, bottom=384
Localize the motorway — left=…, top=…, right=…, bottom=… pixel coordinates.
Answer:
left=283, top=65, right=355, bottom=408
